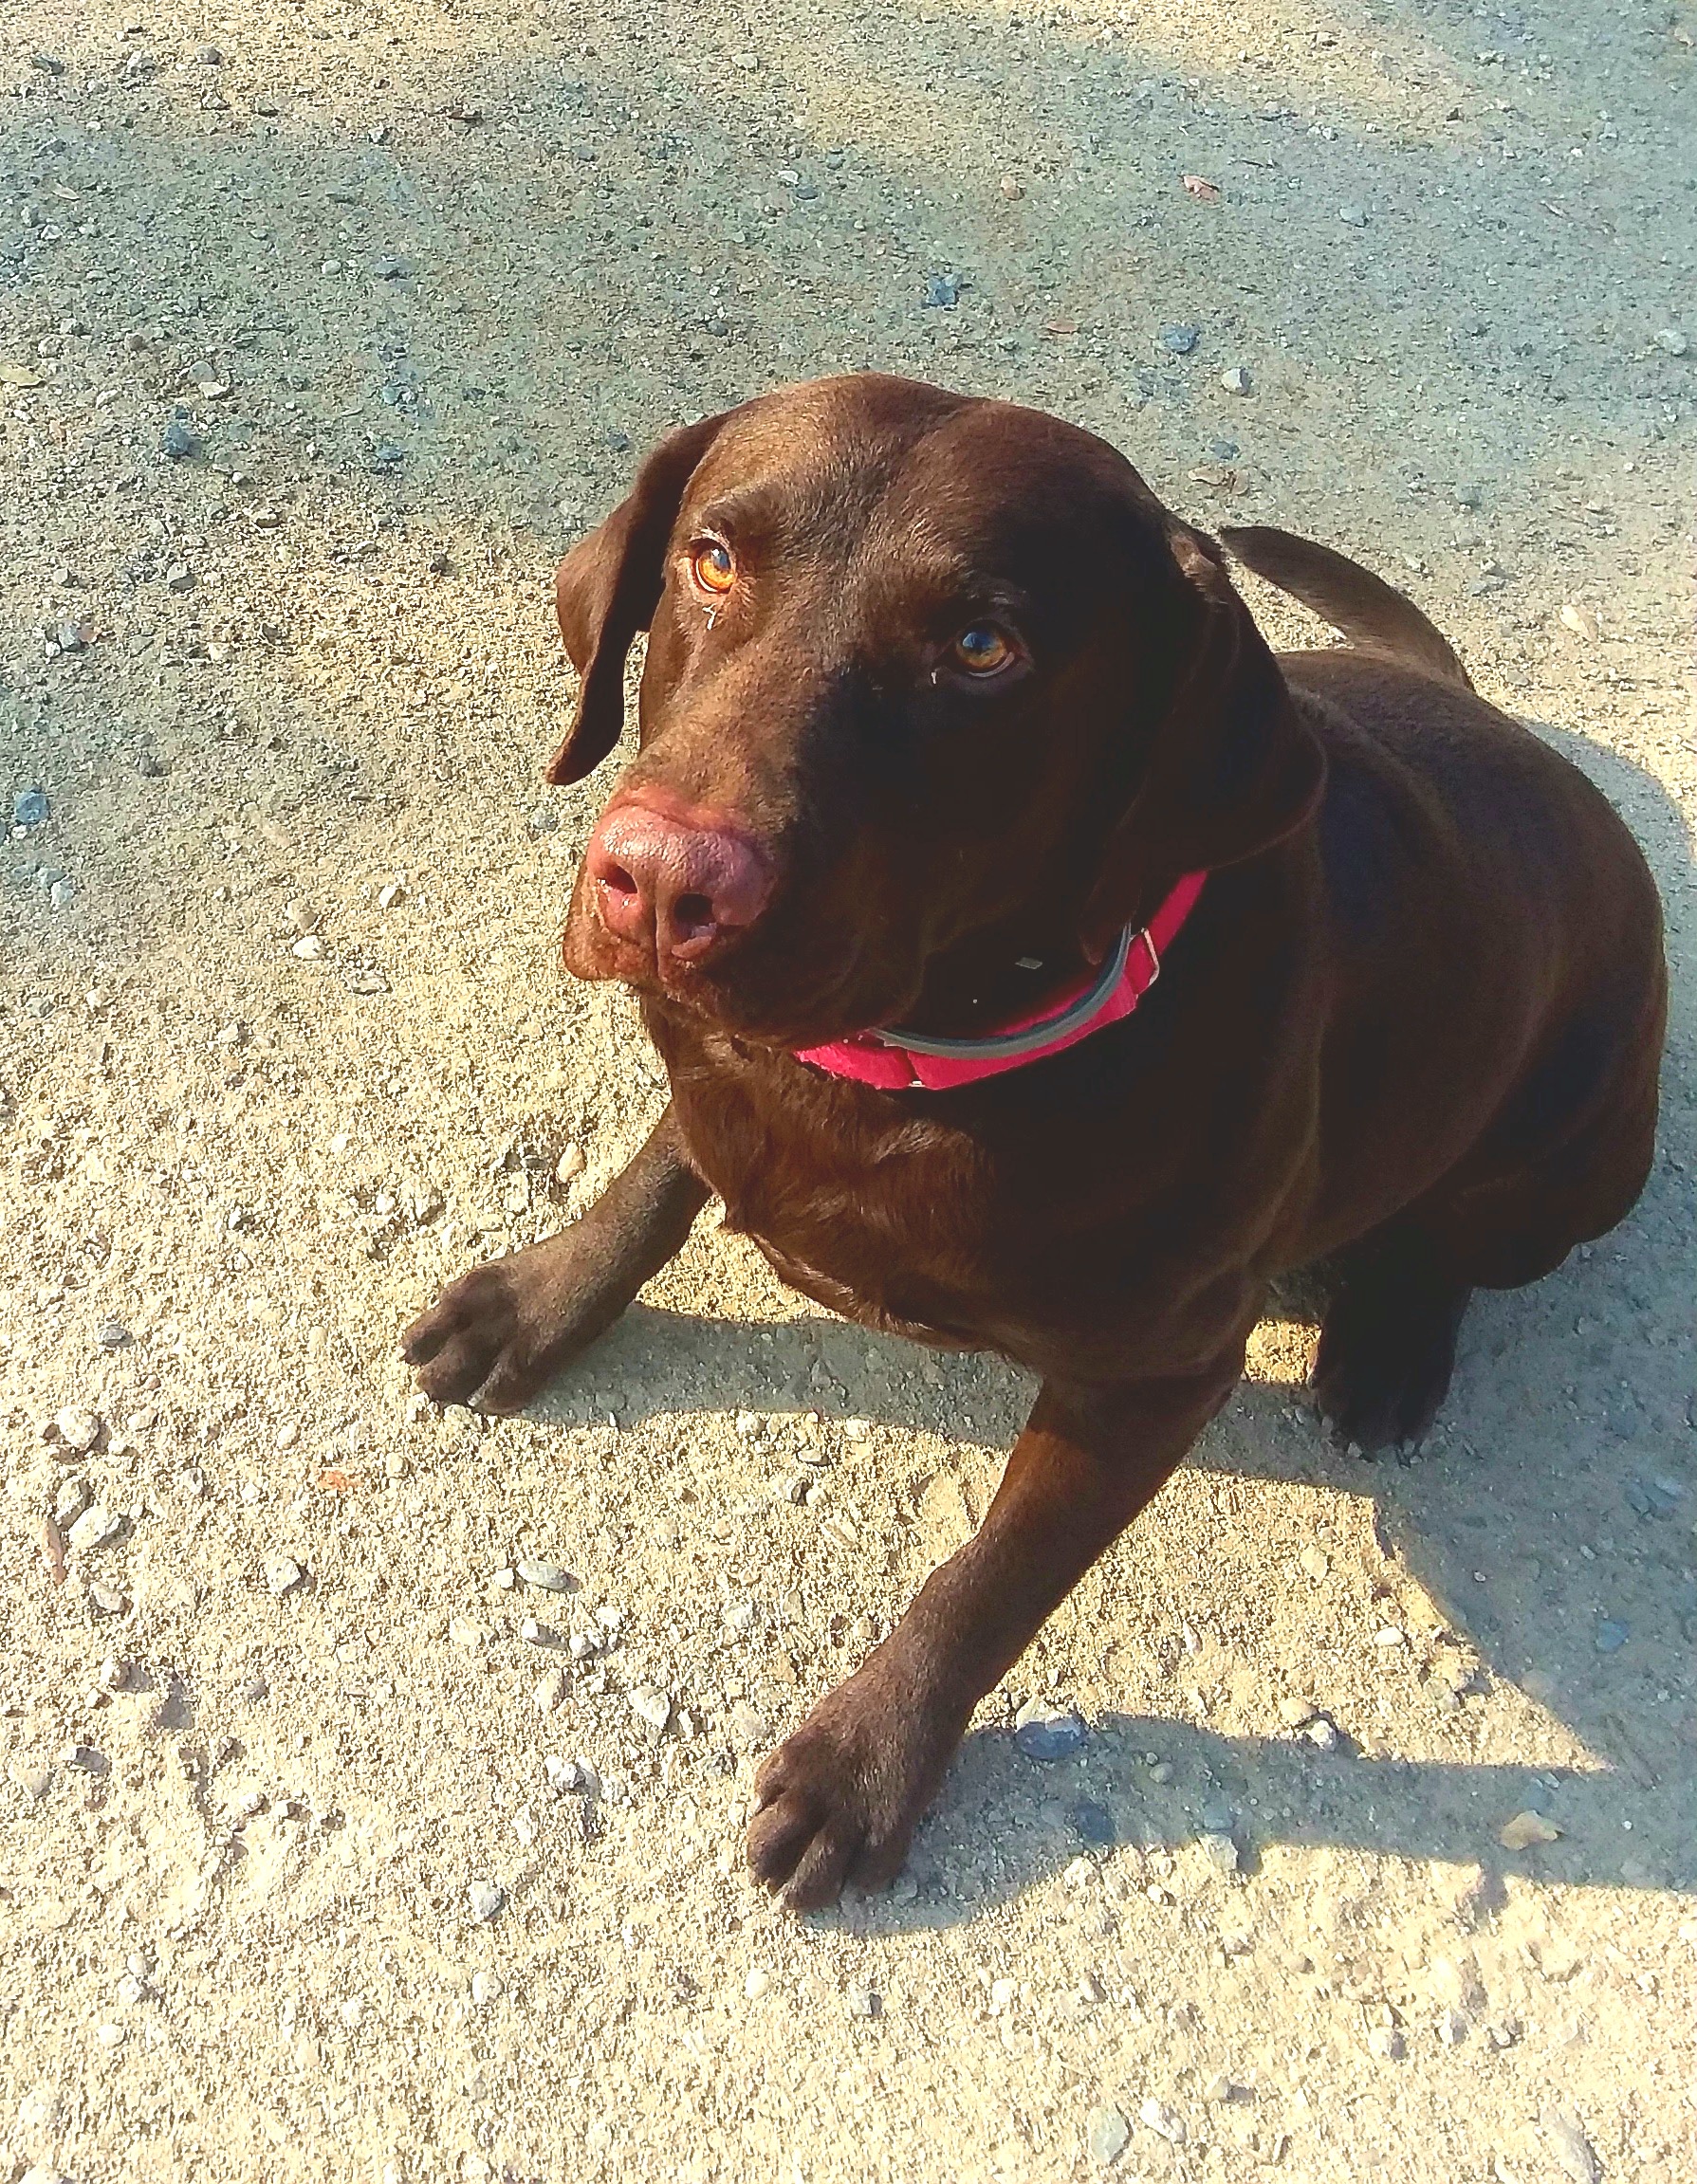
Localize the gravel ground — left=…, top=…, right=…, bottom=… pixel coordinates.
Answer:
left=2, top=2, right=1695, bottom=2180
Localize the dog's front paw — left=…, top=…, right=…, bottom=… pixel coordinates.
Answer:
left=401, top=1257, right=563, bottom=1413
left=747, top=1661, right=964, bottom=1910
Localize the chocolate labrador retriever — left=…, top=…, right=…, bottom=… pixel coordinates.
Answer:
left=402, top=374, right=1666, bottom=1909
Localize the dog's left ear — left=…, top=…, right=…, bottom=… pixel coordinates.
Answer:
left=544, top=408, right=740, bottom=786
left=1079, top=527, right=1326, bottom=953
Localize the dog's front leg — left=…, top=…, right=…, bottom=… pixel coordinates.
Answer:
left=747, top=1357, right=1245, bottom=1909
left=401, top=1103, right=710, bottom=1414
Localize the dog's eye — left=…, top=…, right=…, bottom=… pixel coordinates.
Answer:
left=689, top=539, right=736, bottom=596
left=949, top=622, right=1017, bottom=677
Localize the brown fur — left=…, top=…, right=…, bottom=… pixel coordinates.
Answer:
left=404, top=376, right=1666, bottom=1908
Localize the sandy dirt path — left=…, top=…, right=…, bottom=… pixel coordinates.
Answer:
left=2, top=2, right=1694, bottom=2178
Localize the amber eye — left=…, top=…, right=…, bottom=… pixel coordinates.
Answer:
left=949, top=621, right=1017, bottom=676
left=689, top=538, right=736, bottom=596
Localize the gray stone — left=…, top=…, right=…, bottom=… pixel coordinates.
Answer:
left=165, top=563, right=195, bottom=595
left=516, top=1559, right=578, bottom=1594
left=1200, top=1793, right=1234, bottom=1832
left=87, top=1581, right=128, bottom=1616
left=161, top=414, right=196, bottom=460
left=1338, top=203, right=1369, bottom=227
left=1625, top=1476, right=1683, bottom=1519
left=1200, top=1831, right=1241, bottom=1876
left=12, top=787, right=49, bottom=829
left=99, top=1321, right=133, bottom=1349
left=1541, top=2110, right=1599, bottom=2184
left=1219, top=364, right=1252, bottom=395
left=65, top=1744, right=108, bottom=1773
left=924, top=273, right=961, bottom=308
left=1595, top=1618, right=1629, bottom=1654
left=263, top=1554, right=304, bottom=1597
left=1086, top=2104, right=1131, bottom=2166
left=1073, top=1799, right=1116, bottom=1847
left=1013, top=1698, right=1087, bottom=1762
left=1652, top=328, right=1688, bottom=357
left=468, top=1880, right=505, bottom=1922
left=1159, top=323, right=1200, bottom=354
left=846, top=1984, right=881, bottom=2018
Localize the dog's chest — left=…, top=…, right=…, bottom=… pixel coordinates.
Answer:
left=668, top=1058, right=1003, bottom=1338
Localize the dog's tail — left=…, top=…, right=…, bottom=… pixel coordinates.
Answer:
left=1220, top=523, right=1474, bottom=692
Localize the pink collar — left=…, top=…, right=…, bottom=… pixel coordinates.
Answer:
left=794, top=872, right=1206, bottom=1092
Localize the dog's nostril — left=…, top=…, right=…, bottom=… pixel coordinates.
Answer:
left=672, top=891, right=715, bottom=940
left=600, top=861, right=638, bottom=899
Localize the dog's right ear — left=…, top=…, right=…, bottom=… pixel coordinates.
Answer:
left=544, top=409, right=739, bottom=786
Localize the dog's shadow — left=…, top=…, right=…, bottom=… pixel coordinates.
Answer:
left=528, top=717, right=1694, bottom=1918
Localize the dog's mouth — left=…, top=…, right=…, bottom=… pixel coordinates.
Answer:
left=562, top=878, right=923, bottom=1053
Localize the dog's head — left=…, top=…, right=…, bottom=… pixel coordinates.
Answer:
left=553, top=375, right=1323, bottom=1046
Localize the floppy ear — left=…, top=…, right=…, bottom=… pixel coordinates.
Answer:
left=544, top=410, right=738, bottom=786
left=1079, top=527, right=1326, bottom=953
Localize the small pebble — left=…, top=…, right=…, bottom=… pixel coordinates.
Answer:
left=1086, top=2104, right=1131, bottom=2167
left=67, top=1504, right=121, bottom=1554
left=519, top=1618, right=555, bottom=1646
left=846, top=1984, right=881, bottom=2019
left=263, top=1554, right=304, bottom=1597
left=1200, top=1831, right=1241, bottom=1877
left=1159, top=323, right=1200, bottom=354
left=54, top=1477, right=91, bottom=1525
left=1368, top=2027, right=1405, bottom=2059
left=65, top=1744, right=108, bottom=1773
left=1652, top=328, right=1688, bottom=357
left=516, top=1559, right=577, bottom=1594
left=744, top=1969, right=770, bottom=2000
left=470, top=1971, right=504, bottom=2006
left=924, top=273, right=961, bottom=308
left=1073, top=1799, right=1116, bottom=1847
left=1202, top=2072, right=1236, bottom=2102
left=1541, top=2110, right=1600, bottom=2184
left=55, top=1405, right=101, bottom=1452
left=544, top=1754, right=582, bottom=1791
left=534, top=1670, right=567, bottom=1715
left=1499, top=1809, right=1561, bottom=1850
left=13, top=786, right=51, bottom=829
left=98, top=1321, right=132, bottom=1349
left=165, top=564, right=196, bottom=595
left=1595, top=1618, right=1629, bottom=1654
left=1013, top=1697, right=1087, bottom=1761
left=1338, top=202, right=1369, bottom=227
left=1219, top=364, right=1252, bottom=395
left=1149, top=1758, right=1175, bottom=1784
left=1436, top=2007, right=1469, bottom=2046
left=377, top=879, right=406, bottom=909
left=629, top=1686, right=672, bottom=1732
left=87, top=1581, right=128, bottom=1616
left=468, top=1881, right=505, bottom=1923
left=160, top=414, right=196, bottom=460
left=555, top=1144, right=585, bottom=1184
left=1139, top=2098, right=1186, bottom=2145
left=1304, top=1716, right=1341, bottom=1752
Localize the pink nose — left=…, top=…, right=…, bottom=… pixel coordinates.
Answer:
left=585, top=797, right=772, bottom=965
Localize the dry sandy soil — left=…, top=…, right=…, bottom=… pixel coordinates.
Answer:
left=2, top=1, right=1695, bottom=2179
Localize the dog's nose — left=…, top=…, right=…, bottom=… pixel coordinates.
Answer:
left=584, top=797, right=772, bottom=964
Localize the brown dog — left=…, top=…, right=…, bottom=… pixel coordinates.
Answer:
left=402, top=375, right=1666, bottom=1909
